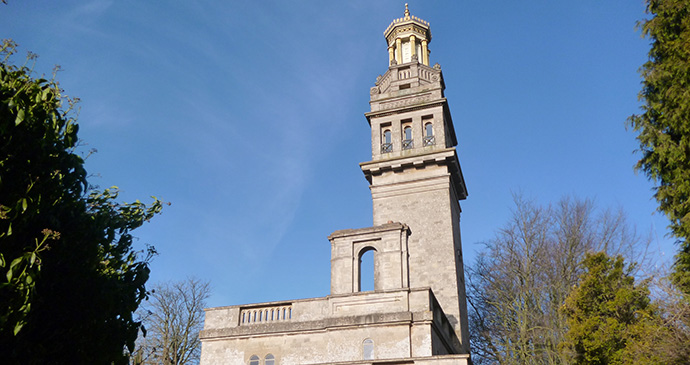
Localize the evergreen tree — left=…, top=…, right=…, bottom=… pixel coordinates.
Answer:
left=628, top=0, right=690, bottom=295
left=560, top=252, right=660, bottom=364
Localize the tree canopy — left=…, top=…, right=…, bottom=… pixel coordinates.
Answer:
left=467, top=195, right=648, bottom=365
left=629, top=0, right=690, bottom=295
left=560, top=252, right=657, bottom=364
left=0, top=40, right=163, bottom=363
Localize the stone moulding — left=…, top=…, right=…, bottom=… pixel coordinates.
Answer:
left=311, top=354, right=471, bottom=365
left=200, top=287, right=461, bottom=352
left=360, top=148, right=467, bottom=201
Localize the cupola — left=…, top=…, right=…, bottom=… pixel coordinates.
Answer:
left=383, top=4, right=432, bottom=66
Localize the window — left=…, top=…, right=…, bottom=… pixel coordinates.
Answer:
left=265, top=354, right=275, bottom=365
left=402, top=40, right=411, bottom=63
left=424, top=122, right=435, bottom=146
left=249, top=355, right=260, bottom=365
left=363, top=339, right=374, bottom=360
left=359, top=248, right=375, bottom=292
left=403, top=126, right=413, bottom=150
left=381, top=129, right=392, bottom=153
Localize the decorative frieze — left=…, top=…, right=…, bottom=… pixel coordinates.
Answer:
left=380, top=94, right=432, bottom=110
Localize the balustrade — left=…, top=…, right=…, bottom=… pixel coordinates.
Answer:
left=240, top=304, right=292, bottom=325
left=378, top=72, right=392, bottom=92
left=419, top=69, right=433, bottom=82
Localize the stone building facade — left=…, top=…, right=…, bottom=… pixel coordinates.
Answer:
left=200, top=6, right=471, bottom=364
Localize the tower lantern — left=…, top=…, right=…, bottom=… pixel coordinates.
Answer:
left=384, top=4, right=432, bottom=66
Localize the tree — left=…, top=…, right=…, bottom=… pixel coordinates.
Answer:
left=467, top=195, right=648, bottom=365
left=0, top=40, right=163, bottom=363
left=643, top=276, right=690, bottom=363
left=560, top=252, right=661, bottom=365
left=132, top=278, right=211, bottom=365
left=628, top=0, right=690, bottom=295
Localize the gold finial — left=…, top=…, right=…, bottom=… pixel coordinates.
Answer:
left=404, top=3, right=410, bottom=20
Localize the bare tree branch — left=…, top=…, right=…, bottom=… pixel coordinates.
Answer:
left=132, top=277, right=211, bottom=365
left=467, top=194, right=651, bottom=365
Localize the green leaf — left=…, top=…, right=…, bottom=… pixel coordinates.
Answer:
left=7, top=257, right=22, bottom=281
left=15, top=109, right=25, bottom=125
left=13, top=322, right=24, bottom=336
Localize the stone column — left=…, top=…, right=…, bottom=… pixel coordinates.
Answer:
left=421, top=40, right=429, bottom=66
left=395, top=38, right=402, bottom=65
left=388, top=46, right=395, bottom=65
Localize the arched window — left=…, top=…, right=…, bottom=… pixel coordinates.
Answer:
left=359, top=248, right=375, bottom=292
left=424, top=122, right=435, bottom=146
left=265, top=354, right=276, bottom=365
left=249, top=355, right=260, bottom=365
left=382, top=129, right=393, bottom=153
left=363, top=339, right=374, bottom=360
left=403, top=126, right=413, bottom=149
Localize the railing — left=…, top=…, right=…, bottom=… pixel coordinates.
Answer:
left=240, top=305, right=292, bottom=325
left=419, top=68, right=434, bottom=83
left=423, top=136, right=435, bottom=146
left=402, top=139, right=414, bottom=150
left=381, top=143, right=393, bottom=153
left=377, top=71, right=392, bottom=93
left=398, top=68, right=412, bottom=80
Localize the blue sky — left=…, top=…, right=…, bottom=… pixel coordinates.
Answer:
left=2, top=1, right=674, bottom=308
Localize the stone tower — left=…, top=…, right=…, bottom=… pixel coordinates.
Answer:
left=363, top=3, right=470, bottom=351
left=200, top=6, right=471, bottom=364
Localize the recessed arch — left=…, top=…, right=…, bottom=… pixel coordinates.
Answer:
left=358, top=247, right=376, bottom=292
left=363, top=338, right=374, bottom=360
left=384, top=129, right=392, bottom=144
left=424, top=121, right=435, bottom=146
left=381, top=125, right=393, bottom=153
left=265, top=354, right=275, bottom=365
left=249, top=355, right=260, bottom=365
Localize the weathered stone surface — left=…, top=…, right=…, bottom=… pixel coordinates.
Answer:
left=200, top=289, right=461, bottom=364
